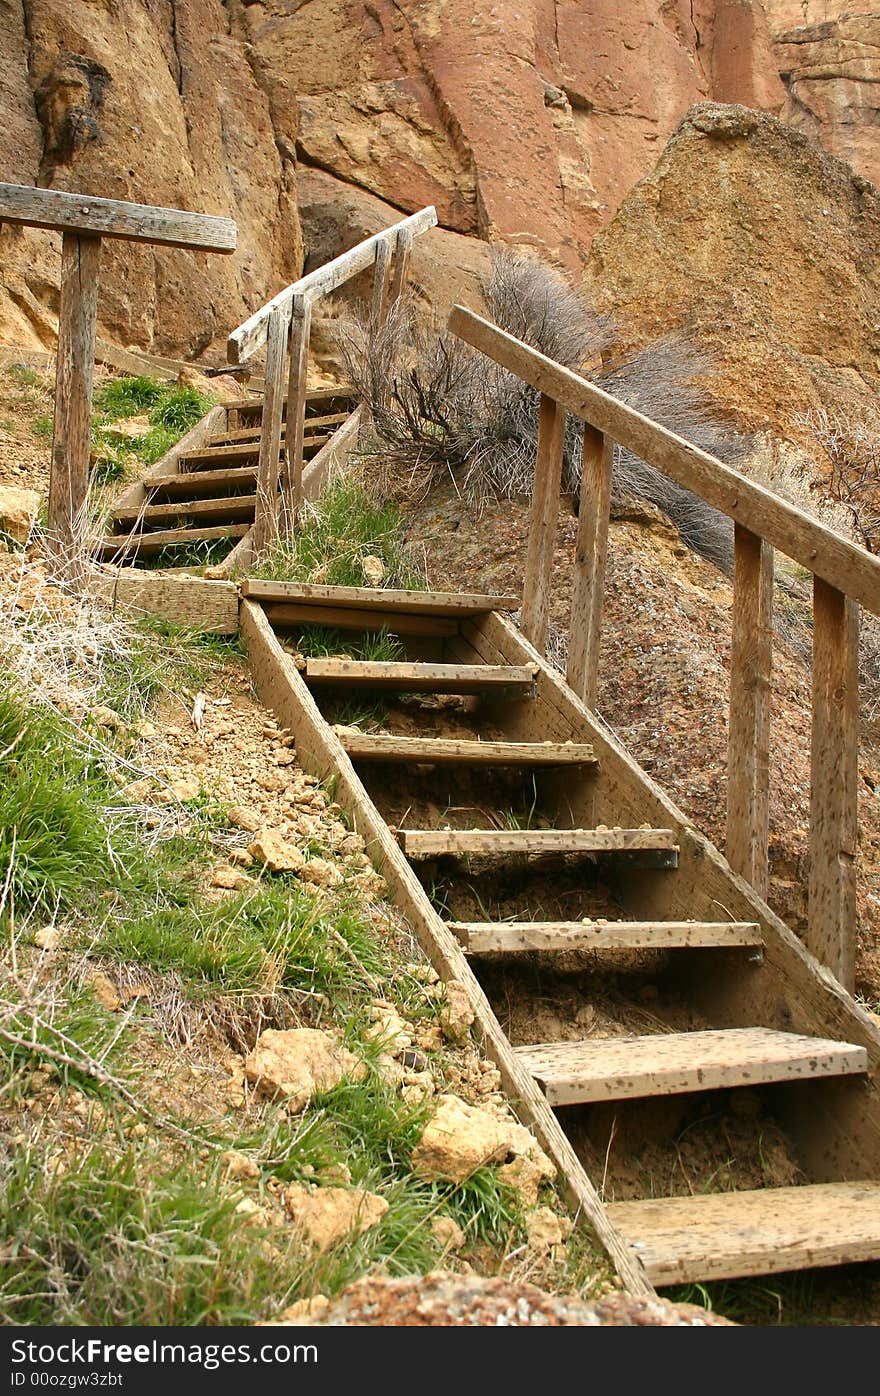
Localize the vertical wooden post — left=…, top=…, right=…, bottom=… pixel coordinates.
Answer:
left=521, top=394, right=565, bottom=654
left=252, top=305, right=288, bottom=559
left=809, top=578, right=859, bottom=990
left=283, top=293, right=311, bottom=533
left=389, top=227, right=413, bottom=306
left=567, top=425, right=613, bottom=707
left=371, top=238, right=392, bottom=330
left=726, top=524, right=774, bottom=898
left=47, top=231, right=101, bottom=558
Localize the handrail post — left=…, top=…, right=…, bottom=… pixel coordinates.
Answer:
left=389, top=226, right=413, bottom=306
left=809, top=578, right=859, bottom=990
left=521, top=394, right=565, bottom=654
left=283, top=293, right=311, bottom=533
left=726, top=523, right=774, bottom=897
left=371, top=239, right=392, bottom=331
left=252, top=305, right=288, bottom=559
left=567, top=425, right=613, bottom=707
left=47, top=230, right=101, bottom=566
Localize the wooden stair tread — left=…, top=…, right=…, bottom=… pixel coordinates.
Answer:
left=242, top=579, right=521, bottom=614
left=265, top=603, right=460, bottom=637
left=112, top=494, right=257, bottom=528
left=303, top=659, right=537, bottom=694
left=515, top=1028, right=868, bottom=1106
left=146, top=466, right=258, bottom=498
left=208, top=411, right=351, bottom=445
left=98, top=522, right=249, bottom=557
left=226, top=386, right=354, bottom=414
left=451, top=920, right=763, bottom=953
left=606, top=1182, right=880, bottom=1284
left=179, top=442, right=262, bottom=467
left=399, top=827, right=678, bottom=858
left=339, top=734, right=598, bottom=766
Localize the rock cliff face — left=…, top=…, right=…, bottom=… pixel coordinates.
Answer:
left=0, top=0, right=300, bottom=356
left=1, top=1, right=880, bottom=357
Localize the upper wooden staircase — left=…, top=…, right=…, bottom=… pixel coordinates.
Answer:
left=240, top=579, right=880, bottom=1294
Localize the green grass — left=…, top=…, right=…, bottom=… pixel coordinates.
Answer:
left=32, top=413, right=53, bottom=440
left=291, top=624, right=405, bottom=663
left=247, top=476, right=425, bottom=590
left=90, top=376, right=214, bottom=487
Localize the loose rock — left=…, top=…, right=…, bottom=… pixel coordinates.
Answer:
left=284, top=1183, right=388, bottom=1252
left=244, top=1028, right=366, bottom=1111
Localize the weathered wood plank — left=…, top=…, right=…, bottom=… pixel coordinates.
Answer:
left=339, top=734, right=598, bottom=766
left=607, top=1182, right=880, bottom=1285
left=0, top=181, right=236, bottom=252
left=726, top=524, right=774, bottom=898
left=304, top=659, right=537, bottom=694
left=147, top=466, right=258, bottom=499
left=88, top=571, right=239, bottom=634
left=567, top=426, right=613, bottom=707
left=240, top=580, right=520, bottom=614
left=239, top=598, right=655, bottom=1294
left=207, top=412, right=349, bottom=446
left=390, top=225, right=413, bottom=304
left=809, top=579, right=860, bottom=991
left=371, top=237, right=392, bottom=329
left=263, top=603, right=458, bottom=636
left=47, top=231, right=101, bottom=558
left=112, top=495, right=256, bottom=529
left=453, top=920, right=763, bottom=953
left=251, top=306, right=288, bottom=558
left=228, top=207, right=438, bottom=363
left=97, top=522, right=248, bottom=559
left=521, top=394, right=565, bottom=653
left=448, top=306, right=880, bottom=615
left=283, top=294, right=311, bottom=528
left=399, top=827, right=679, bottom=858
left=517, top=1028, right=867, bottom=1107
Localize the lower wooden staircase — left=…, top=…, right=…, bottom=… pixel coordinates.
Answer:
left=240, top=579, right=880, bottom=1295
left=98, top=388, right=357, bottom=566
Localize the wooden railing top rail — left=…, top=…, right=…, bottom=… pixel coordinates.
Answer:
left=0, top=182, right=236, bottom=253
left=227, top=205, right=438, bottom=365
left=448, top=305, right=880, bottom=617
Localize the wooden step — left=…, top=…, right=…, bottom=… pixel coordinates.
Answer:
left=515, top=1028, right=868, bottom=1106
left=112, top=494, right=257, bottom=529
left=303, top=659, right=537, bottom=695
left=451, top=919, right=763, bottom=954
left=606, top=1182, right=880, bottom=1285
left=266, top=603, right=460, bottom=637
left=399, top=827, right=678, bottom=859
left=241, top=580, right=521, bottom=614
left=146, top=466, right=258, bottom=499
left=208, top=411, right=351, bottom=446
left=339, top=734, right=598, bottom=767
left=226, top=386, right=355, bottom=416
left=97, top=522, right=249, bottom=558
left=179, top=442, right=262, bottom=468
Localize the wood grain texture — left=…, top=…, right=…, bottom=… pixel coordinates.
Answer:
left=521, top=394, right=565, bottom=654
left=47, top=232, right=101, bottom=555
left=0, top=181, right=236, bottom=251
left=567, top=426, right=614, bottom=706
left=239, top=598, right=655, bottom=1295
left=146, top=466, right=258, bottom=499
left=517, top=1028, right=867, bottom=1106
left=88, top=571, right=239, bottom=634
left=809, top=579, right=859, bottom=991
left=113, top=495, right=256, bottom=528
left=263, top=603, right=458, bottom=636
left=727, top=524, right=774, bottom=897
left=453, top=920, right=763, bottom=953
left=303, top=659, right=537, bottom=694
left=390, top=226, right=413, bottom=304
left=251, top=306, right=288, bottom=557
left=399, top=827, right=678, bottom=858
left=371, top=237, right=392, bottom=329
left=283, top=295, right=311, bottom=527
left=97, top=522, right=248, bottom=559
left=607, top=1182, right=880, bottom=1284
left=240, top=580, right=520, bottom=613
left=448, top=306, right=880, bottom=615
left=228, top=206, right=437, bottom=363
left=339, top=734, right=597, bottom=766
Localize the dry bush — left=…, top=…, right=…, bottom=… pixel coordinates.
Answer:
left=796, top=405, right=880, bottom=554
left=340, top=250, right=748, bottom=571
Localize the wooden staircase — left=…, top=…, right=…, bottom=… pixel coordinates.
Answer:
left=240, top=581, right=880, bottom=1295
left=98, top=388, right=357, bottom=566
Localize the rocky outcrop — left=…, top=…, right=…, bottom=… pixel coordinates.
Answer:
left=585, top=102, right=880, bottom=438
left=0, top=0, right=301, bottom=356
left=769, top=6, right=880, bottom=188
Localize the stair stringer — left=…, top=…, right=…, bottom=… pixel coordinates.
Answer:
left=239, top=599, right=656, bottom=1296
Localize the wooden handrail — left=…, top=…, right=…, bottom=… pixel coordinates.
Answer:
left=233, top=207, right=437, bottom=555
left=448, top=305, right=880, bottom=616
left=227, top=206, right=438, bottom=365
left=0, top=182, right=236, bottom=252
left=447, top=302, right=869, bottom=992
